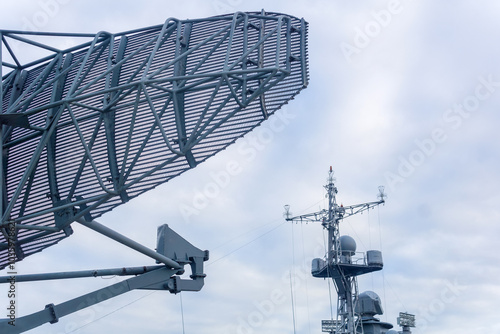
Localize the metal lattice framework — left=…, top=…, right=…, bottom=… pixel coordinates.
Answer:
left=285, top=168, right=385, bottom=334
left=0, top=11, right=309, bottom=269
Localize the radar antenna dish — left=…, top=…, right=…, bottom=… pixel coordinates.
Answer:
left=0, top=11, right=309, bottom=267
left=0, top=10, right=309, bottom=333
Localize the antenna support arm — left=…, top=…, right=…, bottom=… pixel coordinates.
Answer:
left=0, top=267, right=178, bottom=333
left=0, top=224, right=208, bottom=333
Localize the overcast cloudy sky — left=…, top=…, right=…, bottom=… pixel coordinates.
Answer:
left=1, top=1, right=500, bottom=333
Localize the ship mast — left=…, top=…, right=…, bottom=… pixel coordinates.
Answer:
left=285, top=167, right=386, bottom=334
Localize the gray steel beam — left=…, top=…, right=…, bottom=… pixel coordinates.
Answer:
left=66, top=32, right=111, bottom=97
left=258, top=10, right=269, bottom=119
left=76, top=218, right=182, bottom=269
left=172, top=22, right=196, bottom=167
left=103, top=35, right=129, bottom=202
left=47, top=53, right=73, bottom=205
left=1, top=104, right=65, bottom=221
left=2, top=36, right=21, bottom=68
left=0, top=267, right=177, bottom=333
left=0, top=265, right=164, bottom=283
left=66, top=114, right=104, bottom=199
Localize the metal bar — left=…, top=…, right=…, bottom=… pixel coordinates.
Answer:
left=121, top=154, right=181, bottom=191
left=121, top=92, right=176, bottom=182
left=226, top=22, right=281, bottom=73
left=0, top=30, right=98, bottom=38
left=222, top=73, right=243, bottom=107
left=142, top=84, right=183, bottom=155
left=1, top=62, right=17, bottom=70
left=0, top=267, right=176, bottom=333
left=10, top=55, right=62, bottom=114
left=1, top=109, right=101, bottom=150
left=0, top=229, right=54, bottom=251
left=172, top=22, right=195, bottom=166
left=0, top=265, right=164, bottom=283
left=258, top=9, right=269, bottom=119
left=147, top=18, right=232, bottom=79
left=63, top=114, right=103, bottom=198
left=1, top=101, right=66, bottom=221
left=3, top=33, right=61, bottom=53
left=104, top=35, right=129, bottom=201
left=66, top=31, right=111, bottom=97
left=241, top=14, right=249, bottom=105
left=13, top=224, right=59, bottom=232
left=76, top=218, right=181, bottom=269
left=16, top=160, right=37, bottom=218
left=275, top=17, right=285, bottom=68
left=180, top=29, right=231, bottom=84
left=188, top=79, right=240, bottom=145
left=286, top=17, right=293, bottom=73
left=0, top=70, right=28, bottom=221
left=0, top=193, right=103, bottom=225
left=119, top=88, right=142, bottom=182
left=66, top=104, right=118, bottom=195
left=245, top=69, right=290, bottom=106
left=299, top=18, right=309, bottom=87
left=57, top=32, right=149, bottom=98
left=111, top=12, right=282, bottom=37
left=46, top=54, right=72, bottom=204
left=68, top=37, right=111, bottom=97
left=224, top=12, right=246, bottom=71
left=142, top=18, right=179, bottom=80
left=1, top=36, right=21, bottom=68
left=1, top=71, right=15, bottom=97
left=12, top=68, right=280, bottom=117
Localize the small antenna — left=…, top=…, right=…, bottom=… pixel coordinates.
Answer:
left=378, top=186, right=387, bottom=202
left=283, top=205, right=292, bottom=220
left=397, top=312, right=416, bottom=333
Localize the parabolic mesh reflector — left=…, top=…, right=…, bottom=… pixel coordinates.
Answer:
left=0, top=11, right=309, bottom=269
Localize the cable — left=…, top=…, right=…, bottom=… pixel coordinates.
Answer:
left=376, top=207, right=408, bottom=316
left=300, top=222, right=312, bottom=334
left=289, top=271, right=297, bottom=334
left=290, top=222, right=297, bottom=334
left=208, top=221, right=287, bottom=266
left=66, top=220, right=286, bottom=332
left=210, top=217, right=283, bottom=252
left=180, top=292, right=186, bottom=334
left=67, top=291, right=157, bottom=333
left=68, top=218, right=287, bottom=332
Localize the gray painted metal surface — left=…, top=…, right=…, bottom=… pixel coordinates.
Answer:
left=0, top=11, right=309, bottom=269
left=285, top=168, right=386, bottom=334
left=0, top=223, right=208, bottom=332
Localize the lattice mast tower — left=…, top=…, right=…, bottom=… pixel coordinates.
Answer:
left=285, top=167, right=386, bottom=334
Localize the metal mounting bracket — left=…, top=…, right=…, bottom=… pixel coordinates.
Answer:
left=0, top=224, right=208, bottom=333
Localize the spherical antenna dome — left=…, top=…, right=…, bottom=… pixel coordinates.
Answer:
left=339, top=235, right=356, bottom=255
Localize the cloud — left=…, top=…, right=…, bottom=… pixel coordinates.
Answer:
left=2, top=1, right=500, bottom=333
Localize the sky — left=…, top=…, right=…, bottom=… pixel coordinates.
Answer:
left=1, top=1, right=500, bottom=333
